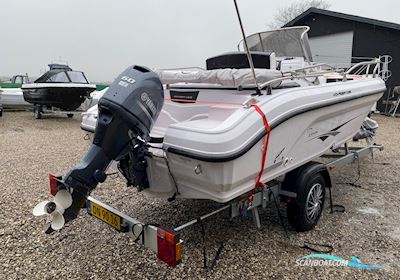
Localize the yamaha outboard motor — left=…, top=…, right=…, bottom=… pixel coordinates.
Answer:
left=61, top=65, right=164, bottom=223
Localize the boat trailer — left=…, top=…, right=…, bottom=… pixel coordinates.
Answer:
left=46, top=142, right=382, bottom=267
left=33, top=104, right=83, bottom=119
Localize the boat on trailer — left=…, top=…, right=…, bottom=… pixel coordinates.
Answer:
left=80, top=26, right=386, bottom=203
left=33, top=6, right=388, bottom=267
left=22, top=64, right=96, bottom=119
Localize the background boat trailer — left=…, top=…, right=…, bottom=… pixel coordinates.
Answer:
left=85, top=142, right=383, bottom=267
left=33, top=104, right=82, bottom=119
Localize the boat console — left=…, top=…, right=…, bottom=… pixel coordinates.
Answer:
left=206, top=51, right=276, bottom=70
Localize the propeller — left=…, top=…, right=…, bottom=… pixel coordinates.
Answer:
left=32, top=189, right=73, bottom=230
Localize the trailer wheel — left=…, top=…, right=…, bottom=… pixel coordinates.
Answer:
left=282, top=162, right=328, bottom=232
left=286, top=172, right=326, bottom=232
left=67, top=113, right=74, bottom=118
left=34, top=105, right=42, bottom=119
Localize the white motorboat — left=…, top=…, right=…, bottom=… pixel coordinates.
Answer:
left=0, top=88, right=31, bottom=109
left=0, top=75, right=32, bottom=109
left=31, top=4, right=388, bottom=266
left=78, top=27, right=386, bottom=203
left=82, top=87, right=108, bottom=112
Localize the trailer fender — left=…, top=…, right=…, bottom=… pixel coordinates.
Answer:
left=281, top=161, right=332, bottom=195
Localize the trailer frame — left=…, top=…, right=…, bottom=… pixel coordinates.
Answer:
left=33, top=104, right=84, bottom=119
left=76, top=141, right=383, bottom=267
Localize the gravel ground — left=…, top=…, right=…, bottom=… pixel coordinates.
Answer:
left=0, top=111, right=399, bottom=280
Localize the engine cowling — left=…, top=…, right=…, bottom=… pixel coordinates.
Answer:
left=61, top=66, right=164, bottom=222
left=93, top=65, right=164, bottom=160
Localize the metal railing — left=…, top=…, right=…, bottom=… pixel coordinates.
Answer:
left=259, top=55, right=392, bottom=90
left=281, top=63, right=338, bottom=75
left=345, top=55, right=392, bottom=81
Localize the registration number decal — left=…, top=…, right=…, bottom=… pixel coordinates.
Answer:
left=88, top=201, right=122, bottom=231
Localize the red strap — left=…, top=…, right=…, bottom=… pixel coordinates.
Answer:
left=251, top=104, right=271, bottom=189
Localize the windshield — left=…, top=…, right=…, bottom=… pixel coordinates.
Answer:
left=46, top=72, right=70, bottom=83
left=67, top=71, right=89, bottom=83
left=241, top=27, right=313, bottom=61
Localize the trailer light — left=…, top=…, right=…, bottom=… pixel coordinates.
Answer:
left=175, top=241, right=182, bottom=262
left=49, top=173, right=62, bottom=196
left=157, top=227, right=182, bottom=267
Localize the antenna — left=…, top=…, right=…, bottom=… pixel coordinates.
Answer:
left=233, top=0, right=261, bottom=95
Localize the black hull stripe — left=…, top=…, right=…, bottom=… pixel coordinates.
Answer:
left=167, top=89, right=384, bottom=162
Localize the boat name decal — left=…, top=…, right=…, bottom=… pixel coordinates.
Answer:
left=274, top=147, right=286, bottom=163
left=334, top=90, right=352, bottom=96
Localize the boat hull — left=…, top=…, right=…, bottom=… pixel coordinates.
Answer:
left=144, top=79, right=385, bottom=202
left=22, top=84, right=96, bottom=111
left=0, top=88, right=31, bottom=109
left=80, top=78, right=385, bottom=203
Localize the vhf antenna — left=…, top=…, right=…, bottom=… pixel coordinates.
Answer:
left=233, top=0, right=262, bottom=95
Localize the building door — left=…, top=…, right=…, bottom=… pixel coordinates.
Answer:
left=309, top=31, right=354, bottom=68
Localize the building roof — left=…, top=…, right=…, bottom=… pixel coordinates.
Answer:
left=284, top=7, right=400, bottom=31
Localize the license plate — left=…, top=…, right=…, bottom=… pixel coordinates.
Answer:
left=88, top=201, right=122, bottom=231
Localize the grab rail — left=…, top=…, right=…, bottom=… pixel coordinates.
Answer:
left=282, top=63, right=337, bottom=75
left=259, top=55, right=392, bottom=90
left=259, top=71, right=333, bottom=89
left=345, top=55, right=392, bottom=81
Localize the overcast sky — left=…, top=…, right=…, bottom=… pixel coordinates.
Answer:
left=0, top=0, right=398, bottom=82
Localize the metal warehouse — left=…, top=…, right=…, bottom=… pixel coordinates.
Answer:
left=285, top=8, right=400, bottom=115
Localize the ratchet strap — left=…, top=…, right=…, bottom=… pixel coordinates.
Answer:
left=251, top=104, right=271, bottom=188
left=301, top=241, right=334, bottom=254
left=197, top=218, right=224, bottom=270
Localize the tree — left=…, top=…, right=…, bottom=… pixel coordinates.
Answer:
left=268, top=0, right=331, bottom=29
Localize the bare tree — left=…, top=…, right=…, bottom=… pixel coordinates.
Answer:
left=268, top=0, right=331, bottom=29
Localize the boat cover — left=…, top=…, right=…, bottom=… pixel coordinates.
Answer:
left=155, top=68, right=282, bottom=87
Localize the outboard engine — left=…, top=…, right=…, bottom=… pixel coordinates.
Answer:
left=61, top=65, right=164, bottom=222
left=353, top=117, right=379, bottom=144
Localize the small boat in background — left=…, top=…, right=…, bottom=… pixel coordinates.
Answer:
left=0, top=74, right=32, bottom=109
left=22, top=64, right=96, bottom=118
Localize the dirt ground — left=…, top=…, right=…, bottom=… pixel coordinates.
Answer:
left=0, top=111, right=399, bottom=280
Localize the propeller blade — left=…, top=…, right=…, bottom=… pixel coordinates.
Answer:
left=51, top=212, right=65, bottom=230
left=45, top=226, right=56, bottom=235
left=53, top=189, right=73, bottom=210
left=32, top=201, right=50, bottom=216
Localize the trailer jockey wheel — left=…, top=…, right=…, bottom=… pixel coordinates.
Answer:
left=67, top=113, right=74, bottom=118
left=34, top=105, right=42, bottom=119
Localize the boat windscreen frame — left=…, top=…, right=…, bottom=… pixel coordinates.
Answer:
left=66, top=71, right=90, bottom=84
left=34, top=70, right=90, bottom=84
left=237, top=26, right=313, bottom=62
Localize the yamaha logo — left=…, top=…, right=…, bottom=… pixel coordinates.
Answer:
left=141, top=92, right=148, bottom=101
left=141, top=92, right=157, bottom=116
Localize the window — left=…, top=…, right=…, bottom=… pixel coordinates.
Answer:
left=67, top=71, right=88, bottom=84
left=14, top=76, right=23, bottom=84
left=47, top=72, right=70, bottom=83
